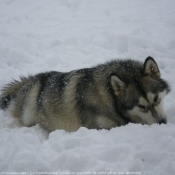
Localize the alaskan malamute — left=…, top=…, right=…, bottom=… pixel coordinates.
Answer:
left=0, top=57, right=170, bottom=132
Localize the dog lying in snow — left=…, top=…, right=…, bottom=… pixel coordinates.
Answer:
left=0, top=57, right=170, bottom=132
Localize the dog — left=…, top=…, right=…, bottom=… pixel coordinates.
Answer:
left=0, top=56, right=170, bottom=132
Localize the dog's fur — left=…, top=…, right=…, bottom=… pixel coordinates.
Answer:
left=0, top=57, right=170, bottom=132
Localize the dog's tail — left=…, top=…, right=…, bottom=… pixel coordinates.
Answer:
left=0, top=77, right=29, bottom=110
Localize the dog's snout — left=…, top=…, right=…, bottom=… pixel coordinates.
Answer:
left=158, top=119, right=167, bottom=125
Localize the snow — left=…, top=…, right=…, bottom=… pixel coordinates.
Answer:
left=0, top=0, right=175, bottom=174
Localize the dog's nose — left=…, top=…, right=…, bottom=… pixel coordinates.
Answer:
left=158, top=119, right=167, bottom=125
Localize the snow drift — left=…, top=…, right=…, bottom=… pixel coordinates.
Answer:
left=0, top=0, right=175, bottom=174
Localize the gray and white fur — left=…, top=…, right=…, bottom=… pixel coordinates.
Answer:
left=0, top=57, right=170, bottom=132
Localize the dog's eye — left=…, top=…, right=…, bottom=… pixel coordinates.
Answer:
left=154, top=95, right=158, bottom=103
left=138, top=105, right=146, bottom=109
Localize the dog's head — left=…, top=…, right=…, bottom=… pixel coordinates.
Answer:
left=111, top=57, right=170, bottom=125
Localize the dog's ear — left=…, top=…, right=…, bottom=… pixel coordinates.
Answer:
left=143, top=56, right=160, bottom=77
left=111, top=75, right=127, bottom=95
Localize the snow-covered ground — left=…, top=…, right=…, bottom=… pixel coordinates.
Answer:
left=0, top=0, right=175, bottom=174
